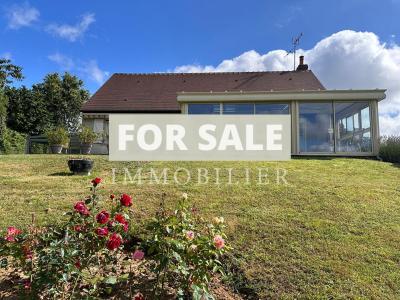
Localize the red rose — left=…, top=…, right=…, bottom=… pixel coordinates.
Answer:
left=115, top=214, right=129, bottom=232
left=74, top=201, right=89, bottom=216
left=122, top=222, right=129, bottom=232
left=120, top=194, right=132, bottom=207
left=110, top=194, right=115, bottom=200
left=133, top=292, right=144, bottom=300
left=91, top=177, right=102, bottom=186
left=96, top=210, right=110, bottom=224
left=107, top=220, right=115, bottom=230
left=96, top=227, right=109, bottom=237
left=106, top=233, right=122, bottom=250
left=114, top=213, right=126, bottom=223
left=74, top=260, right=81, bottom=269
left=73, top=225, right=83, bottom=232
left=23, top=279, right=31, bottom=290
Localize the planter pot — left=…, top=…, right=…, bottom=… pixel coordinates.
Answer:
left=68, top=159, right=94, bottom=175
left=50, top=145, right=63, bottom=154
left=80, top=143, right=93, bottom=155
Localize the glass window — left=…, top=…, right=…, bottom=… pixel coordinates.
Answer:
left=299, top=103, right=334, bottom=153
left=255, top=103, right=290, bottom=114
left=346, top=116, right=354, bottom=132
left=188, top=103, right=220, bottom=114
left=361, top=107, right=370, bottom=129
left=353, top=113, right=360, bottom=129
left=334, top=102, right=371, bottom=152
left=223, top=103, right=254, bottom=114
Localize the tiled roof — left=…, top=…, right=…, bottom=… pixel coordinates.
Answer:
left=81, top=71, right=325, bottom=113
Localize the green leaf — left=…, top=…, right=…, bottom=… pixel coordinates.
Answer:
left=104, top=276, right=117, bottom=285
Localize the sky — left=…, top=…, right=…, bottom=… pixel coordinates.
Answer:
left=1, top=0, right=399, bottom=134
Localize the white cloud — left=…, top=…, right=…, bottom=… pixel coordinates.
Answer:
left=48, top=53, right=109, bottom=85
left=46, top=13, right=95, bottom=42
left=80, top=60, right=110, bottom=85
left=6, top=2, right=39, bottom=29
left=1, top=52, right=12, bottom=60
left=174, top=30, right=400, bottom=135
left=48, top=53, right=74, bottom=70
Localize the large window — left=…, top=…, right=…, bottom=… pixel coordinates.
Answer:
left=335, top=102, right=371, bottom=152
left=222, top=103, right=254, bottom=114
left=187, top=103, right=220, bottom=114
left=255, top=103, right=290, bottom=114
left=299, top=103, right=334, bottom=153
left=188, top=102, right=290, bottom=115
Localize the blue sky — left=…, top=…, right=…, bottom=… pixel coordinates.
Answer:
left=1, top=0, right=400, bottom=133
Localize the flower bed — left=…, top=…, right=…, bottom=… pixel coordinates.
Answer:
left=0, top=178, right=232, bottom=299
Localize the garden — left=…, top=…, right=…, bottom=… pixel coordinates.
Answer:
left=1, top=155, right=400, bottom=299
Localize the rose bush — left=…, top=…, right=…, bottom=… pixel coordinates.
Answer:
left=0, top=179, right=230, bottom=299
left=146, top=193, right=230, bottom=299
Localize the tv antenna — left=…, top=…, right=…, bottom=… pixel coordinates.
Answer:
left=286, top=33, right=303, bottom=70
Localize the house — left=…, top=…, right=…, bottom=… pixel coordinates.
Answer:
left=81, top=56, right=386, bottom=156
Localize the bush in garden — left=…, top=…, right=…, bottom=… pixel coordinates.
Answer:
left=45, top=126, right=70, bottom=146
left=379, top=136, right=400, bottom=163
left=78, top=125, right=99, bottom=144
left=0, top=181, right=230, bottom=299
left=30, top=142, right=48, bottom=154
left=0, top=127, right=26, bottom=154
left=146, top=193, right=230, bottom=299
left=0, top=178, right=134, bottom=298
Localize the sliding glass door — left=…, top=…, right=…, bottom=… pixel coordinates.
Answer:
left=299, top=101, right=372, bottom=154
left=299, top=102, right=334, bottom=153
left=334, top=102, right=371, bottom=153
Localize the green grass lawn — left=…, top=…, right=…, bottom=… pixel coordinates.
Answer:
left=1, top=155, right=400, bottom=298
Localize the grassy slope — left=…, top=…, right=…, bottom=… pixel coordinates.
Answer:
left=0, top=155, right=399, bottom=298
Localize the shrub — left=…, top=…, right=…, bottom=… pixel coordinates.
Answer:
left=0, top=127, right=27, bottom=154
left=78, top=126, right=99, bottom=144
left=379, top=136, right=400, bottom=163
left=30, top=143, right=48, bottom=154
left=0, top=181, right=230, bottom=299
left=0, top=178, right=133, bottom=298
left=46, top=127, right=69, bottom=146
left=146, top=193, right=229, bottom=299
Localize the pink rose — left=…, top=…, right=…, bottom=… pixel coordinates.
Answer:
left=120, top=194, right=132, bottom=207
left=7, top=226, right=22, bottom=236
left=74, top=201, right=89, bottom=216
left=5, top=226, right=22, bottom=242
left=132, top=249, right=145, bottom=260
left=5, top=235, right=16, bottom=242
left=186, top=231, right=195, bottom=240
left=96, top=227, right=109, bottom=237
left=96, top=210, right=110, bottom=224
left=213, top=235, right=225, bottom=250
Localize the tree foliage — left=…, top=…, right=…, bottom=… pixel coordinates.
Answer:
left=0, top=59, right=23, bottom=153
left=6, top=86, right=49, bottom=135
left=6, top=72, right=90, bottom=134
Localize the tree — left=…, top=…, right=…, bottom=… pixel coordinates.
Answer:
left=0, top=59, right=23, bottom=152
left=33, top=73, right=89, bottom=132
left=0, top=58, right=23, bottom=89
left=7, top=72, right=90, bottom=135
left=6, top=86, right=50, bottom=135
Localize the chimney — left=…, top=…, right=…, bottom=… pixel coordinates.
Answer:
left=296, top=55, right=308, bottom=71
